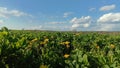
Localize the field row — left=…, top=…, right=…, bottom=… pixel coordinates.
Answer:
left=0, top=27, right=120, bottom=68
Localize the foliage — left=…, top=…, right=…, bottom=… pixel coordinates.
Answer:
left=0, top=27, right=120, bottom=68
left=0, top=27, right=9, bottom=32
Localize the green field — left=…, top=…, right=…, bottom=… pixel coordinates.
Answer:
left=0, top=27, right=120, bottom=68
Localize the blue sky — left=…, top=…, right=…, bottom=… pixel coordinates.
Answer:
left=0, top=0, right=120, bottom=31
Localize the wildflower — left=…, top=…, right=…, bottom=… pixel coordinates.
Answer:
left=39, top=65, right=48, bottom=68
left=31, top=38, right=38, bottom=42
left=40, top=41, right=45, bottom=45
left=96, top=45, right=99, bottom=49
left=75, top=33, right=80, bottom=36
left=66, top=44, right=70, bottom=48
left=60, top=42, right=64, bottom=45
left=44, top=38, right=49, bottom=42
left=64, top=41, right=70, bottom=45
left=29, top=42, right=32, bottom=45
left=64, top=54, right=70, bottom=58
left=51, top=36, right=54, bottom=39
left=110, top=44, right=115, bottom=49
left=29, top=38, right=38, bottom=45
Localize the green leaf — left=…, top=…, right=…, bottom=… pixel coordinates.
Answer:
left=83, top=54, right=89, bottom=66
left=0, top=48, right=1, bottom=55
left=103, top=65, right=110, bottom=68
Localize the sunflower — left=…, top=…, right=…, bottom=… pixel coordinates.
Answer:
left=96, top=45, right=99, bottom=49
left=44, top=38, right=49, bottom=42
left=110, top=44, right=115, bottom=49
left=64, top=54, right=70, bottom=58
left=64, top=41, right=70, bottom=45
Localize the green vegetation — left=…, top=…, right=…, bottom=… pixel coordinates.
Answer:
left=0, top=27, right=120, bottom=68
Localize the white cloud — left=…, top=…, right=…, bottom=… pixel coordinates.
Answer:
left=71, top=16, right=91, bottom=24
left=0, top=19, right=4, bottom=24
left=89, top=8, right=96, bottom=11
left=48, top=21, right=65, bottom=24
left=0, top=7, right=30, bottom=18
left=63, top=12, right=73, bottom=18
left=93, top=24, right=116, bottom=31
left=96, top=12, right=120, bottom=31
left=70, top=16, right=91, bottom=29
left=10, top=10, right=27, bottom=17
left=72, top=24, right=80, bottom=28
left=99, top=24, right=114, bottom=31
left=97, top=13, right=120, bottom=23
left=44, top=21, right=70, bottom=30
left=70, top=17, right=77, bottom=23
left=83, top=23, right=90, bottom=28
left=30, top=25, right=43, bottom=30
left=99, top=4, right=116, bottom=11
left=40, top=25, right=71, bottom=31
left=69, top=12, right=120, bottom=31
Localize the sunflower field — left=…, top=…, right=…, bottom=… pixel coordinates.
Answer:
left=0, top=27, right=120, bottom=68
